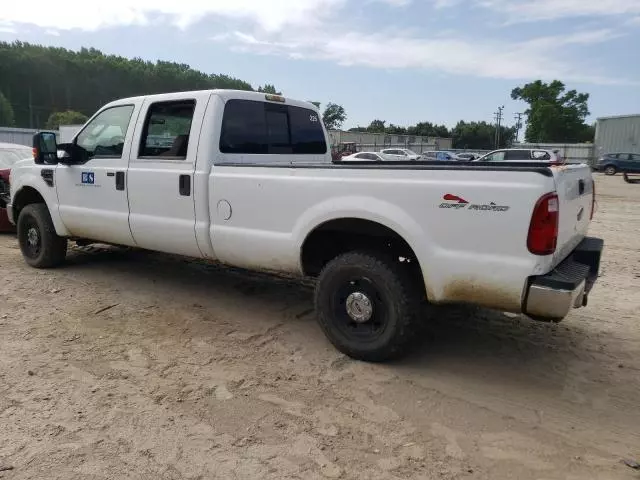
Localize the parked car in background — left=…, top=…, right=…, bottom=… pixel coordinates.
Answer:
left=1, top=142, right=33, bottom=231
left=421, top=151, right=462, bottom=161
left=475, top=148, right=565, bottom=164
left=340, top=152, right=390, bottom=162
left=594, top=153, right=640, bottom=176
left=379, top=148, right=421, bottom=160
left=455, top=152, right=482, bottom=161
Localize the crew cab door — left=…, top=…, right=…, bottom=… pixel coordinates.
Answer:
left=126, top=93, right=208, bottom=256
left=55, top=103, right=139, bottom=246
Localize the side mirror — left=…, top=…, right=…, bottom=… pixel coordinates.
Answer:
left=32, top=131, right=59, bottom=165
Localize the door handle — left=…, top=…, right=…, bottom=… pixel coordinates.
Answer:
left=115, top=171, right=125, bottom=191
left=179, top=174, right=191, bottom=196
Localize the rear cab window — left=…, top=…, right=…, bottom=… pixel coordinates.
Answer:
left=219, top=99, right=327, bottom=160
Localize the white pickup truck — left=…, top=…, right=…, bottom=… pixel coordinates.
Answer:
left=8, top=90, right=603, bottom=361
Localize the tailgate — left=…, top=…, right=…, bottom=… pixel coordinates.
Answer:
left=552, top=164, right=594, bottom=266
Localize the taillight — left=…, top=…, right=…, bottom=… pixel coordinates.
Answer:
left=528, top=192, right=559, bottom=255
left=590, top=179, right=596, bottom=220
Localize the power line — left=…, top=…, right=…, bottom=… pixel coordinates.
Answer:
left=493, top=105, right=504, bottom=149
left=514, top=112, right=524, bottom=144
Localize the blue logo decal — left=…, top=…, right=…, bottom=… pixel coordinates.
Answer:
left=81, top=172, right=95, bottom=184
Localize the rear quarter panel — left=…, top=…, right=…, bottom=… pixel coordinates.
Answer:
left=209, top=165, right=556, bottom=312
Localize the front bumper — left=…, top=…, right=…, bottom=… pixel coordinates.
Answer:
left=523, top=237, right=604, bottom=321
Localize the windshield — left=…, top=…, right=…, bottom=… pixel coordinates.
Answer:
left=0, top=147, right=32, bottom=168
left=405, top=149, right=418, bottom=156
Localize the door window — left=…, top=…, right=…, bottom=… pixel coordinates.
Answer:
left=139, top=101, right=196, bottom=159
left=75, top=105, right=135, bottom=159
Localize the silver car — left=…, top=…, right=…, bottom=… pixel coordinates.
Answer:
left=475, top=148, right=565, bottom=163
left=379, top=148, right=421, bottom=161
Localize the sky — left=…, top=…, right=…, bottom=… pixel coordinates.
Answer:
left=1, top=0, right=640, bottom=133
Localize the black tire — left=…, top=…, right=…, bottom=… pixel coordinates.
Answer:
left=17, top=203, right=67, bottom=268
left=604, top=165, right=617, bottom=176
left=314, top=251, right=421, bottom=362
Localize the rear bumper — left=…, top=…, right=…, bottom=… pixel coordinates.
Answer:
left=523, top=237, right=603, bottom=321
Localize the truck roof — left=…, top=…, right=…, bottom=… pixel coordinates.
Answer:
left=104, top=89, right=319, bottom=112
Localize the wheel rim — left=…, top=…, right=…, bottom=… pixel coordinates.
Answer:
left=331, top=276, right=388, bottom=341
left=22, top=218, right=42, bottom=259
left=345, top=292, right=374, bottom=323
left=605, top=167, right=615, bottom=175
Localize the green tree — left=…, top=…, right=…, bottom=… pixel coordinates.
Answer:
left=385, top=124, right=407, bottom=135
left=511, top=80, right=592, bottom=143
left=366, top=119, right=386, bottom=133
left=258, top=84, right=281, bottom=95
left=322, top=103, right=347, bottom=130
left=451, top=120, right=515, bottom=150
left=45, top=110, right=89, bottom=129
left=0, top=90, right=15, bottom=126
left=407, top=121, right=449, bottom=138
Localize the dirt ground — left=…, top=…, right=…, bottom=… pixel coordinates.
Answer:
left=0, top=174, right=639, bottom=480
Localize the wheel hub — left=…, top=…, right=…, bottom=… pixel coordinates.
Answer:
left=345, top=292, right=373, bottom=323
left=27, top=227, right=39, bottom=247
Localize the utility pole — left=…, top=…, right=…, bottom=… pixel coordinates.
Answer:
left=514, top=112, right=524, bottom=144
left=493, top=105, right=504, bottom=149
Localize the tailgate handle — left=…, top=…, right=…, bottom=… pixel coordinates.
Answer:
left=578, top=179, right=585, bottom=195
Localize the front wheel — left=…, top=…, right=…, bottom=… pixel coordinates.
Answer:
left=604, top=165, right=617, bottom=176
left=314, top=251, right=421, bottom=362
left=17, top=203, right=67, bottom=268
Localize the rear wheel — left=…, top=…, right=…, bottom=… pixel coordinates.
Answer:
left=314, top=251, right=421, bottom=362
left=17, top=204, right=67, bottom=268
left=604, top=165, right=617, bottom=176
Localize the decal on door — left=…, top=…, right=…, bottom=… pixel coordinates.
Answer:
left=81, top=172, right=95, bottom=184
left=439, top=194, right=510, bottom=212
left=76, top=171, right=100, bottom=188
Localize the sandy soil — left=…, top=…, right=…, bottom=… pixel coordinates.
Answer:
left=0, top=174, right=639, bottom=480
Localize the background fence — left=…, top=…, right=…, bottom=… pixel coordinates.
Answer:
left=0, top=127, right=43, bottom=146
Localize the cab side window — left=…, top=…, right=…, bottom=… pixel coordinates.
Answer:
left=75, top=105, right=135, bottom=159
left=139, top=101, right=196, bottom=159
